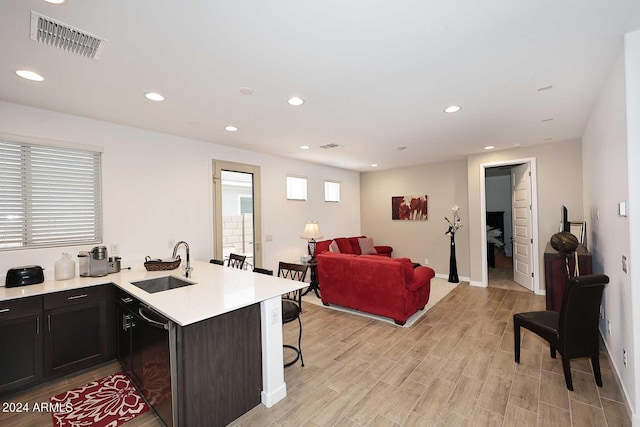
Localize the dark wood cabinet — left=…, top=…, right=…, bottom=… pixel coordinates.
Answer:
left=544, top=242, right=593, bottom=312
left=176, top=303, right=262, bottom=427
left=43, top=285, right=114, bottom=378
left=0, top=296, right=43, bottom=396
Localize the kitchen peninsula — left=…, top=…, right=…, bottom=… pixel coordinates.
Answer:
left=0, top=260, right=303, bottom=426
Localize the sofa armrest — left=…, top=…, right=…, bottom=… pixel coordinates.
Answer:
left=405, top=266, right=436, bottom=291
left=374, top=245, right=393, bottom=257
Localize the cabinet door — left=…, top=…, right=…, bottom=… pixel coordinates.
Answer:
left=0, top=313, right=43, bottom=395
left=45, top=299, right=108, bottom=377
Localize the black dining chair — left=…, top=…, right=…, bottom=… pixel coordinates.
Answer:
left=277, top=262, right=308, bottom=367
left=253, top=267, right=274, bottom=275
left=227, top=253, right=247, bottom=269
left=513, top=274, right=609, bottom=390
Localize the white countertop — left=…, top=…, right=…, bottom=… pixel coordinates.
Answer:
left=0, top=260, right=305, bottom=326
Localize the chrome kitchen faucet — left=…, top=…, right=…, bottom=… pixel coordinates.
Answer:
left=172, top=241, right=192, bottom=278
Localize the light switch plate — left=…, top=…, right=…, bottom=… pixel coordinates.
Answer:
left=619, top=202, right=627, bottom=217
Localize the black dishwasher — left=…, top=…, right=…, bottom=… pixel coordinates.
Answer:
left=116, top=290, right=174, bottom=427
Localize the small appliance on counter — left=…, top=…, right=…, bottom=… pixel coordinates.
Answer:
left=78, top=246, right=109, bottom=277
left=108, top=256, right=121, bottom=274
left=5, top=265, right=45, bottom=288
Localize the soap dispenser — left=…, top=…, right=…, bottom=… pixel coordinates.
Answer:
left=54, top=253, right=76, bottom=280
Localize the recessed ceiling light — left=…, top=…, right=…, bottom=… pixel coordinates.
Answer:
left=512, top=143, right=521, bottom=147
left=371, top=163, right=379, bottom=167
left=537, top=85, right=553, bottom=92
left=300, top=145, right=310, bottom=150
left=541, top=118, right=554, bottom=122
left=239, top=87, right=254, bottom=95
left=15, top=70, right=44, bottom=82
left=42, top=0, right=65, bottom=3
left=544, top=138, right=553, bottom=141
left=444, top=105, right=462, bottom=113
left=225, top=125, right=238, bottom=132
left=144, top=92, right=165, bottom=102
left=288, top=97, right=304, bottom=106
left=484, top=146, right=495, bottom=150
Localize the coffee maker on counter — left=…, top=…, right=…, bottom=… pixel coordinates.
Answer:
left=78, top=246, right=109, bottom=277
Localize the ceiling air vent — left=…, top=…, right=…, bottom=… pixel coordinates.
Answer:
left=30, top=11, right=107, bottom=60
left=320, top=143, right=341, bottom=149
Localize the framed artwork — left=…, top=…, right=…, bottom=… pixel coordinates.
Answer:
left=392, top=195, right=428, bottom=220
left=569, top=221, right=586, bottom=245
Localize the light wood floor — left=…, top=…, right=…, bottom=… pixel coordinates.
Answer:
left=1, top=282, right=630, bottom=427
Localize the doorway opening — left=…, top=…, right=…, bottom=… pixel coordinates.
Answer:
left=480, top=158, right=540, bottom=293
left=212, top=161, right=262, bottom=269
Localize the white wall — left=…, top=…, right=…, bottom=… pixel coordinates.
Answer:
left=582, top=49, right=634, bottom=413
left=467, top=141, right=584, bottom=287
left=0, top=101, right=360, bottom=282
left=360, top=159, right=470, bottom=278
left=625, top=30, right=640, bottom=423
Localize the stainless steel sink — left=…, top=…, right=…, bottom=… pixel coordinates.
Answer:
left=130, top=276, right=196, bottom=293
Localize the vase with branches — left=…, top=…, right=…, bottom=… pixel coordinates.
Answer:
left=445, top=204, right=462, bottom=283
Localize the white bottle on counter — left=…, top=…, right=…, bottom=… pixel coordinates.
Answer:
left=54, top=253, right=76, bottom=280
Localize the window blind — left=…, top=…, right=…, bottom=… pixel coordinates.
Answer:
left=0, top=140, right=102, bottom=250
left=286, top=176, right=307, bottom=201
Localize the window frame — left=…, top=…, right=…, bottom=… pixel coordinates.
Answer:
left=286, top=175, right=308, bottom=201
left=324, top=180, right=341, bottom=203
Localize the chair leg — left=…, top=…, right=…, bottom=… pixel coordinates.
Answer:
left=514, top=323, right=521, bottom=363
left=592, top=354, right=603, bottom=387
left=550, top=346, right=556, bottom=359
left=561, top=356, right=574, bottom=391
left=297, top=316, right=304, bottom=367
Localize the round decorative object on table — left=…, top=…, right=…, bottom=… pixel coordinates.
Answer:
left=550, top=232, right=579, bottom=254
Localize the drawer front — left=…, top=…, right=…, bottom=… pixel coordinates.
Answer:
left=0, top=296, right=43, bottom=320
left=44, top=284, right=111, bottom=310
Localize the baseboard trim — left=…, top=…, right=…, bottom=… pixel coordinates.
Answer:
left=261, top=383, right=287, bottom=408
left=435, top=273, right=471, bottom=283
left=599, top=330, right=635, bottom=422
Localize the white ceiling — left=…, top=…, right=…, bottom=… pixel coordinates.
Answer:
left=1, top=1, right=639, bottom=171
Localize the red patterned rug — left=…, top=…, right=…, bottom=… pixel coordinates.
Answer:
left=50, top=371, right=149, bottom=427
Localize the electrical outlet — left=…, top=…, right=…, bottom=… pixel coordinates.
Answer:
left=624, top=349, right=628, bottom=367
left=168, top=239, right=175, bottom=249
left=608, top=320, right=612, bottom=335
left=424, top=258, right=429, bottom=265
left=600, top=305, right=605, bottom=319
left=271, top=308, right=279, bottom=325
left=110, top=243, right=119, bottom=255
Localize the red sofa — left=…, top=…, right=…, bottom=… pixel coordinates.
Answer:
left=316, top=252, right=435, bottom=325
left=315, top=236, right=392, bottom=257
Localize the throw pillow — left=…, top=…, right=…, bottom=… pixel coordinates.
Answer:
left=358, top=237, right=377, bottom=255
left=329, top=240, right=340, bottom=253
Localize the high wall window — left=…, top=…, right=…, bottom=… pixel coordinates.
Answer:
left=0, top=139, right=103, bottom=250
left=286, top=175, right=307, bottom=201
left=324, top=180, right=340, bottom=202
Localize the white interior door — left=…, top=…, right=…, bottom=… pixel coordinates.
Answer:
left=511, top=164, right=533, bottom=290
left=213, top=161, right=262, bottom=269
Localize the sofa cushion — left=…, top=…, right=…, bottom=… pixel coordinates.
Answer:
left=329, top=240, right=340, bottom=253
left=334, top=237, right=357, bottom=254
left=358, top=237, right=377, bottom=255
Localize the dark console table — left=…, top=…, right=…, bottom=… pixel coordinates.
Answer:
left=544, top=242, right=592, bottom=312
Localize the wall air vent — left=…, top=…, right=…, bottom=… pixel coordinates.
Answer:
left=30, top=11, right=107, bottom=60
left=320, top=143, right=341, bottom=149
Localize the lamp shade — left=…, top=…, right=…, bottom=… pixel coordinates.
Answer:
left=300, top=221, right=323, bottom=240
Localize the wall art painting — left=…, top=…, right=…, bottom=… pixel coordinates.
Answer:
left=392, top=195, right=428, bottom=220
